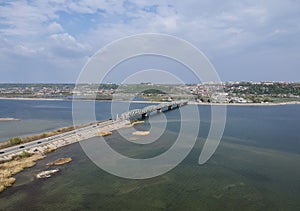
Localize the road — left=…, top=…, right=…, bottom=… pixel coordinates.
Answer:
left=0, top=100, right=188, bottom=161
left=0, top=119, right=127, bottom=160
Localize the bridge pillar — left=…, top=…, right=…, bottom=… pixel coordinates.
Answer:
left=168, top=105, right=172, bottom=110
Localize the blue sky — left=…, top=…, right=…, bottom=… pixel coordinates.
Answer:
left=0, top=0, right=299, bottom=83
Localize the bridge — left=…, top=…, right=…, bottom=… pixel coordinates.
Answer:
left=0, top=100, right=188, bottom=161
left=120, top=100, right=188, bottom=119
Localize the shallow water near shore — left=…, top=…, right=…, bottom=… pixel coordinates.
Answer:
left=0, top=99, right=150, bottom=142
left=0, top=100, right=299, bottom=210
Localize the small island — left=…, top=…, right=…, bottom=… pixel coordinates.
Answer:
left=36, top=169, right=59, bottom=179
left=97, top=131, right=112, bottom=137
left=47, top=157, right=72, bottom=166
left=0, top=118, right=19, bottom=122
left=132, top=131, right=150, bottom=136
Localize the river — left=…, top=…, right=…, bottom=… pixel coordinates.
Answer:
left=0, top=99, right=299, bottom=210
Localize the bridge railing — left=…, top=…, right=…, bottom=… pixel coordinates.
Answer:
left=120, top=100, right=188, bottom=120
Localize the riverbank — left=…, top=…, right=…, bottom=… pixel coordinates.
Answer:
left=0, top=97, right=160, bottom=104
left=188, top=101, right=300, bottom=106
left=0, top=97, right=67, bottom=101
left=1, top=96, right=299, bottom=106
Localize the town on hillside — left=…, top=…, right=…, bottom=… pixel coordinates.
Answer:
left=0, top=82, right=299, bottom=104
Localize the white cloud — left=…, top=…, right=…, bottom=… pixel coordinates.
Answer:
left=49, top=33, right=90, bottom=58
left=0, top=0, right=299, bottom=82
left=0, top=1, right=57, bottom=36
left=50, top=33, right=77, bottom=44
left=48, top=0, right=124, bottom=15
left=48, top=22, right=64, bottom=34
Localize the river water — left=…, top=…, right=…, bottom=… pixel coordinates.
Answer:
left=0, top=99, right=299, bottom=210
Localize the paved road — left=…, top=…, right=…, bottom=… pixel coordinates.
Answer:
left=0, top=119, right=117, bottom=158
left=0, top=100, right=188, bottom=160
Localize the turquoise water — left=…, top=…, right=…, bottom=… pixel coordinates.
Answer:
left=0, top=100, right=299, bottom=210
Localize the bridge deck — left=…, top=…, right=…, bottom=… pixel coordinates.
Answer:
left=120, top=100, right=188, bottom=119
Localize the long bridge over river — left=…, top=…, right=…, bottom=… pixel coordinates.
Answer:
left=120, top=100, right=188, bottom=119
left=0, top=100, right=189, bottom=161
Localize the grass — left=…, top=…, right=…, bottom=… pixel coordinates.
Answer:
left=0, top=126, right=75, bottom=150
left=47, top=157, right=72, bottom=166
left=0, top=153, right=45, bottom=192
left=271, top=97, right=300, bottom=103
left=0, top=122, right=97, bottom=150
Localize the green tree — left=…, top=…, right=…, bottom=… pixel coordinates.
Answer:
left=9, top=137, right=22, bottom=145
left=20, top=151, right=31, bottom=158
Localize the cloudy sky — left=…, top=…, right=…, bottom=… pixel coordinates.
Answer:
left=0, top=0, right=299, bottom=83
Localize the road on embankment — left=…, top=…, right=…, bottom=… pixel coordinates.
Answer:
left=0, top=119, right=129, bottom=161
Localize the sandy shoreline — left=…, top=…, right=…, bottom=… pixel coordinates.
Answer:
left=189, top=101, right=300, bottom=106
left=0, top=118, right=20, bottom=122
left=0, top=97, right=160, bottom=103
left=0, top=97, right=68, bottom=101
left=0, top=97, right=299, bottom=106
